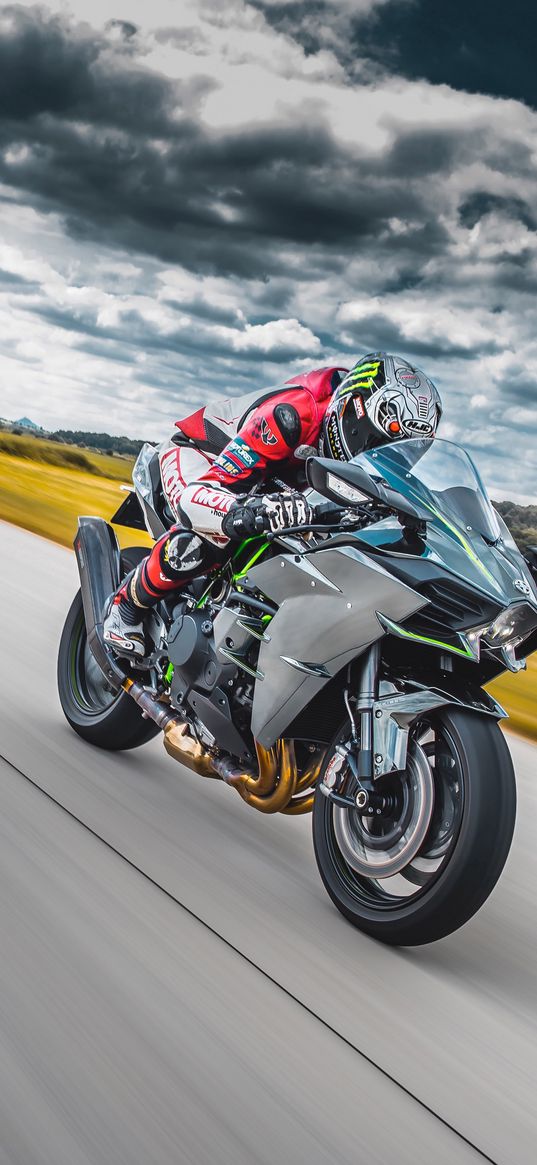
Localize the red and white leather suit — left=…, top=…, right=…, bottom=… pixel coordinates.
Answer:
left=131, top=367, right=347, bottom=607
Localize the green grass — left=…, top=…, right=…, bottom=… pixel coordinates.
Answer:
left=0, top=430, right=134, bottom=480
left=0, top=436, right=535, bottom=739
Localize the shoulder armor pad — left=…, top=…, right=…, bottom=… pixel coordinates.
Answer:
left=273, top=403, right=301, bottom=449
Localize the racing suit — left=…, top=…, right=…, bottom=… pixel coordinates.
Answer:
left=116, top=366, right=347, bottom=616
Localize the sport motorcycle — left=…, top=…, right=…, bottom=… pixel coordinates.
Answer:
left=57, top=436, right=537, bottom=945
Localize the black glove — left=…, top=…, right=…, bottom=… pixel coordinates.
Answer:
left=222, top=492, right=314, bottom=541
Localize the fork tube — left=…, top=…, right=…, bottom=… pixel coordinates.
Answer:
left=356, top=642, right=381, bottom=781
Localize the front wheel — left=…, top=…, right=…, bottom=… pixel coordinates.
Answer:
left=312, top=708, right=516, bottom=946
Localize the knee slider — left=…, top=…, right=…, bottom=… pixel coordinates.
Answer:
left=162, top=531, right=204, bottom=575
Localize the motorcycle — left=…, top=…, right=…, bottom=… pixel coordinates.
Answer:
left=57, top=435, right=537, bottom=945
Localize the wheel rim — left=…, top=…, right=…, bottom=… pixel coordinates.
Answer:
left=68, top=610, right=121, bottom=717
left=333, top=743, right=434, bottom=878
left=326, top=718, right=465, bottom=909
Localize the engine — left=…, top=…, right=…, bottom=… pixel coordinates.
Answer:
left=167, top=602, right=261, bottom=759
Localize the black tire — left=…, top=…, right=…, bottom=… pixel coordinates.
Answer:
left=312, top=708, right=516, bottom=946
left=57, top=546, right=160, bottom=751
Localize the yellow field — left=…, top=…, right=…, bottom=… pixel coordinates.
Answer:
left=487, top=655, right=537, bottom=741
left=0, top=438, right=534, bottom=738
left=0, top=448, right=151, bottom=551
left=0, top=430, right=135, bottom=480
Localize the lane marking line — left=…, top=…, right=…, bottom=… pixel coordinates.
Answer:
left=0, top=748, right=498, bottom=1165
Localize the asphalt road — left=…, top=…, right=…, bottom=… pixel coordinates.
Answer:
left=0, top=520, right=536, bottom=1165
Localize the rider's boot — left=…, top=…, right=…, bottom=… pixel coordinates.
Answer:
left=103, top=568, right=147, bottom=660
left=103, top=526, right=223, bottom=661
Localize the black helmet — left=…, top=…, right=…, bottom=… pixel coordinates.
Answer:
left=321, top=353, right=443, bottom=461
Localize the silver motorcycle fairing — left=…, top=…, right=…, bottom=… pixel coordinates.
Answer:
left=370, top=684, right=506, bottom=778
left=247, top=543, right=427, bottom=749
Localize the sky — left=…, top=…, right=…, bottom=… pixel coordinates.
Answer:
left=0, top=0, right=536, bottom=500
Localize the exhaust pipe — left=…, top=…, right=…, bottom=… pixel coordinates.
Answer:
left=123, top=677, right=231, bottom=779
left=73, top=516, right=124, bottom=684
left=123, top=678, right=322, bottom=814
left=122, top=679, right=292, bottom=805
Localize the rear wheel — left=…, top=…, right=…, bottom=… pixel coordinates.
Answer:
left=57, top=547, right=160, bottom=751
left=312, top=708, right=516, bottom=946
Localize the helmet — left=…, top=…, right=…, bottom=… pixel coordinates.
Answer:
left=321, top=353, right=442, bottom=461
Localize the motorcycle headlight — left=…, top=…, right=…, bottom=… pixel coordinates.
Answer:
left=479, top=602, right=537, bottom=650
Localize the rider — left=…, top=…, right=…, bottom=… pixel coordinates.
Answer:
left=103, top=353, right=443, bottom=657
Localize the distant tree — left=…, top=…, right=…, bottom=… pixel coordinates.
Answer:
left=493, top=501, right=537, bottom=557
left=51, top=429, right=145, bottom=457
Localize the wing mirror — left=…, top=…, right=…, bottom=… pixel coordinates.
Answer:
left=306, top=456, right=428, bottom=524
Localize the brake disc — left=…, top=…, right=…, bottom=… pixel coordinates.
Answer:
left=333, top=742, right=435, bottom=879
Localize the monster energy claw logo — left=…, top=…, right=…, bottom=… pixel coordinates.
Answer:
left=342, top=360, right=382, bottom=394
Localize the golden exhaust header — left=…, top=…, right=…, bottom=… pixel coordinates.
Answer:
left=122, top=678, right=323, bottom=814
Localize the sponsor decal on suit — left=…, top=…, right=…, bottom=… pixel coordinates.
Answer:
left=190, top=485, right=235, bottom=515
left=160, top=447, right=185, bottom=511
left=227, top=437, right=260, bottom=469
left=213, top=455, right=243, bottom=478
left=260, top=417, right=278, bottom=445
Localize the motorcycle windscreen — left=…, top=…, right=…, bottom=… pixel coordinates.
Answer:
left=354, top=438, right=534, bottom=603
left=359, top=438, right=499, bottom=540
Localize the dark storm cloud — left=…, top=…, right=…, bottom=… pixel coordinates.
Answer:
left=0, top=6, right=485, bottom=282
left=25, top=297, right=310, bottom=363
left=1, top=2, right=536, bottom=494
left=489, top=373, right=537, bottom=409
left=0, top=6, right=208, bottom=131
left=251, top=0, right=537, bottom=108
left=0, top=267, right=33, bottom=286
left=458, top=193, right=537, bottom=233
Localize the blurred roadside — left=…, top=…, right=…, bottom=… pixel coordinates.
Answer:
left=0, top=433, right=534, bottom=739
left=0, top=433, right=150, bottom=551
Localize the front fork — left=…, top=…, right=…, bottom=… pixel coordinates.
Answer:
left=321, top=643, right=384, bottom=816
left=355, top=641, right=381, bottom=783
left=320, top=642, right=457, bottom=816
left=320, top=640, right=507, bottom=814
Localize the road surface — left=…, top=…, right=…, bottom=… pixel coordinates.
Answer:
left=0, top=521, right=536, bottom=1164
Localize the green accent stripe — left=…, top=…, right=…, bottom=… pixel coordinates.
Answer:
left=417, top=499, right=498, bottom=588
left=195, top=536, right=270, bottom=607
left=379, top=613, right=477, bottom=660
left=233, top=539, right=270, bottom=581
left=385, top=466, right=498, bottom=591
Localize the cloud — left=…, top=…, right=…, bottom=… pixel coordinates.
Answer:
left=251, top=0, right=537, bottom=110
left=0, top=1, right=536, bottom=498
left=2, top=3, right=531, bottom=281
